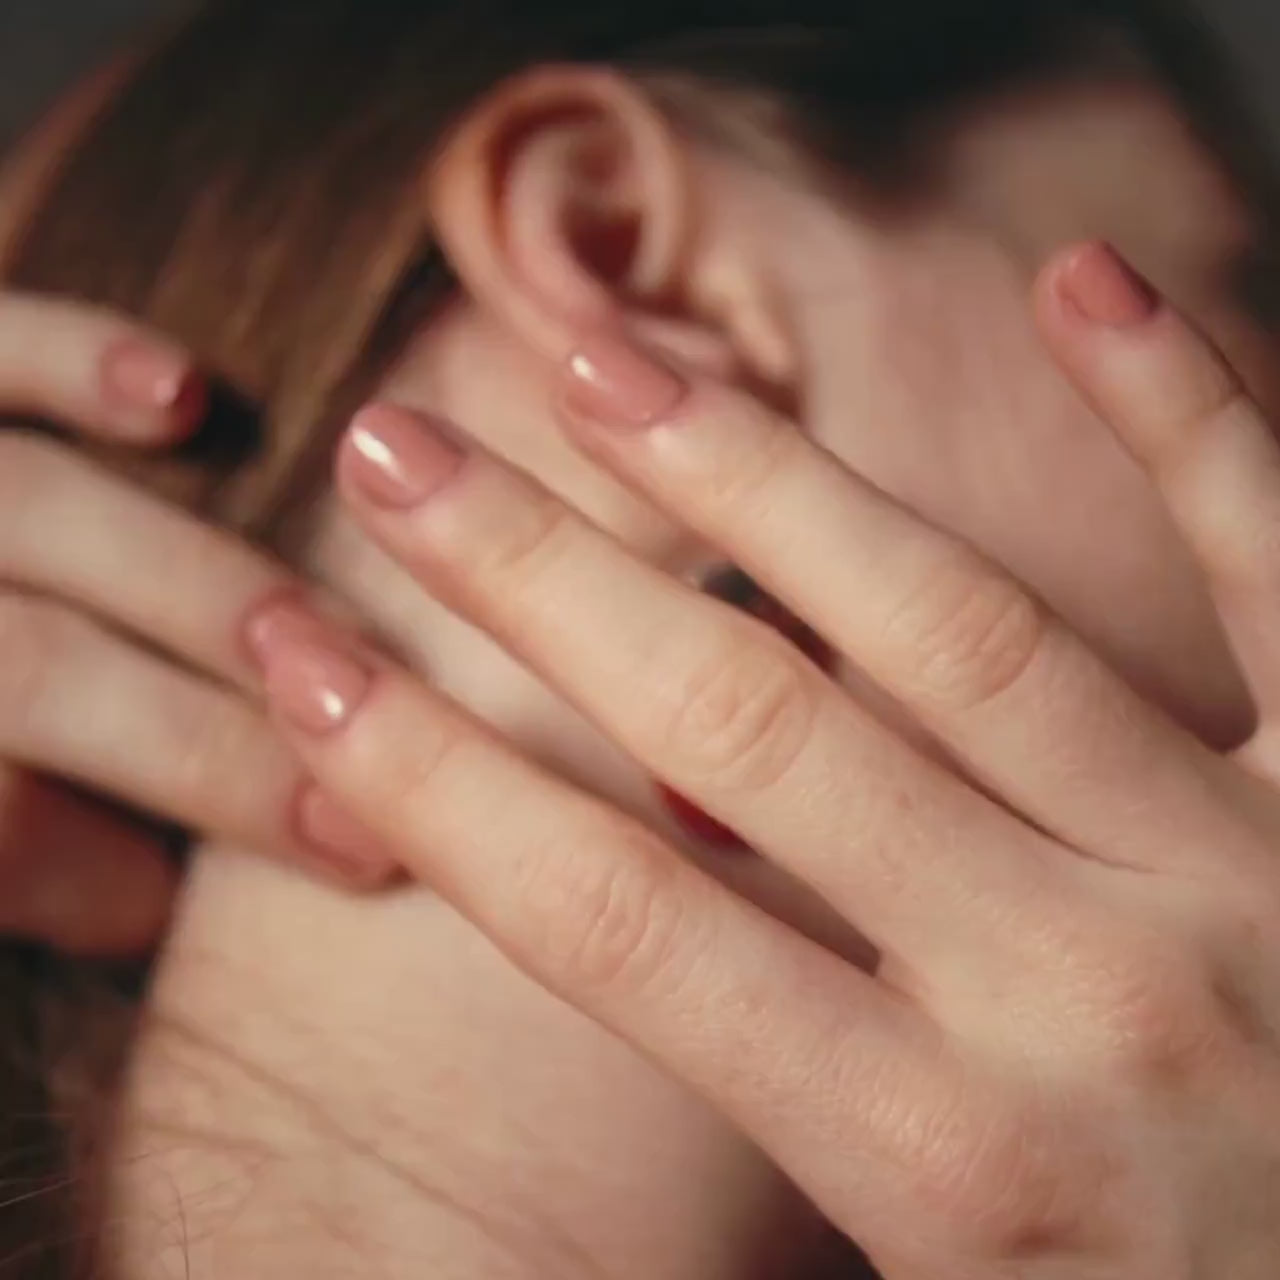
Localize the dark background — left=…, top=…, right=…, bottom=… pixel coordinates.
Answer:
left=2, top=0, right=1279, bottom=156
left=0, top=0, right=176, bottom=143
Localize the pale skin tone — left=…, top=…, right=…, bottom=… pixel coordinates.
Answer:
left=0, top=60, right=402, bottom=951
left=255, top=237, right=1280, bottom=1280
left=2, top=41, right=1279, bottom=1280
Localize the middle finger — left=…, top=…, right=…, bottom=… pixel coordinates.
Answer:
left=334, top=402, right=1066, bottom=968
left=549, top=335, right=1252, bottom=879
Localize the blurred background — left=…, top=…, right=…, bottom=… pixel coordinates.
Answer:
left=0, top=0, right=177, bottom=144
left=3, top=0, right=1280, bottom=177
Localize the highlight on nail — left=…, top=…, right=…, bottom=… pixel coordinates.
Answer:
left=1056, top=241, right=1160, bottom=329
left=244, top=601, right=373, bottom=736
left=562, top=332, right=688, bottom=429
left=102, top=338, right=204, bottom=419
left=343, top=403, right=466, bottom=509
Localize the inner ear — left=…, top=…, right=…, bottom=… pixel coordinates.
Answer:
left=566, top=189, right=644, bottom=289
left=497, top=98, right=685, bottom=319
left=428, top=67, right=693, bottom=362
left=429, top=66, right=798, bottom=399
left=546, top=116, right=649, bottom=289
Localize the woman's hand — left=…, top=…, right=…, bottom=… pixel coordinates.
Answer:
left=245, top=241, right=1280, bottom=1278
left=0, top=294, right=393, bottom=955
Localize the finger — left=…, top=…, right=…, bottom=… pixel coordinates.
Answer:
left=0, top=764, right=176, bottom=955
left=544, top=329, right=1249, bottom=878
left=1037, top=241, right=1280, bottom=728
left=0, top=294, right=205, bottom=442
left=0, top=432, right=296, bottom=691
left=330, top=406, right=1067, bottom=970
left=0, top=593, right=395, bottom=889
left=244, top=606, right=954, bottom=1246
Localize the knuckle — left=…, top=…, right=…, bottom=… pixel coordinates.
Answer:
left=906, top=1095, right=1062, bottom=1254
left=699, top=410, right=799, bottom=513
left=464, top=484, right=578, bottom=591
left=884, top=554, right=1044, bottom=713
left=381, top=715, right=473, bottom=822
left=516, top=828, right=688, bottom=999
left=660, top=631, right=816, bottom=790
left=1067, top=936, right=1226, bottom=1084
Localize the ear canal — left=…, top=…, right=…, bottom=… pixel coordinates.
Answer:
left=559, top=125, right=650, bottom=291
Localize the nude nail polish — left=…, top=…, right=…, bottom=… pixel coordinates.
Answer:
left=268, top=637, right=370, bottom=734
left=343, top=404, right=465, bottom=508
left=295, top=786, right=398, bottom=886
left=1058, top=242, right=1160, bottom=328
left=245, top=604, right=371, bottom=735
left=102, top=339, right=203, bottom=417
left=563, top=332, right=688, bottom=428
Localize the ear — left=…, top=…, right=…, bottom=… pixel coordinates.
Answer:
left=427, top=65, right=796, bottom=386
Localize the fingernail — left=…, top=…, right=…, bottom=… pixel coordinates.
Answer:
left=343, top=404, right=465, bottom=509
left=1057, top=242, right=1160, bottom=328
left=245, top=603, right=371, bottom=735
left=295, top=786, right=399, bottom=888
left=563, top=333, right=688, bottom=428
left=102, top=338, right=205, bottom=420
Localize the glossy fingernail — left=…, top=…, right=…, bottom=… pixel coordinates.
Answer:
left=102, top=338, right=205, bottom=421
left=343, top=404, right=465, bottom=508
left=563, top=332, right=688, bottom=428
left=295, top=786, right=399, bottom=887
left=1057, top=242, right=1160, bottom=328
left=245, top=603, right=371, bottom=735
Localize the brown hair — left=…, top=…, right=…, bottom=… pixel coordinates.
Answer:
left=0, top=1, right=1235, bottom=1274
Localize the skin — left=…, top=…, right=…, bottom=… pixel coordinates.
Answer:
left=258, top=238, right=1280, bottom=1280
left=2, top=42, right=1277, bottom=1280
left=0, top=57, right=401, bottom=952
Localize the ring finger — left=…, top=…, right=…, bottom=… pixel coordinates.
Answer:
left=543, top=322, right=1247, bottom=878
